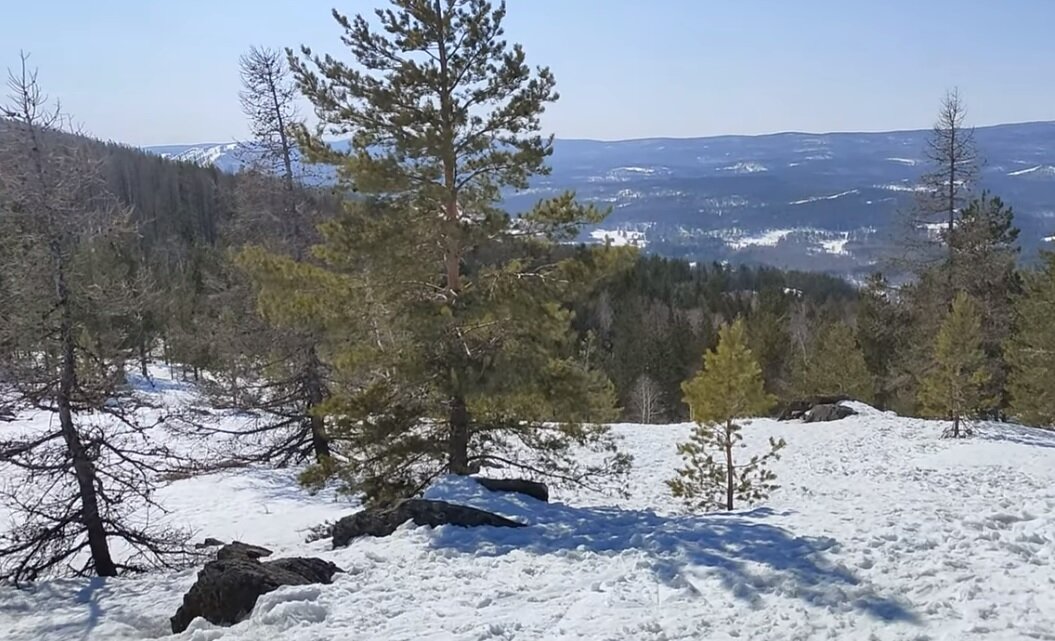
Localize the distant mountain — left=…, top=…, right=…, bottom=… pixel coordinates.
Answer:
left=147, top=121, right=1055, bottom=277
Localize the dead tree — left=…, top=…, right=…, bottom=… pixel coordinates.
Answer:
left=896, top=88, right=980, bottom=282
left=0, top=54, right=188, bottom=584
left=188, top=46, right=332, bottom=464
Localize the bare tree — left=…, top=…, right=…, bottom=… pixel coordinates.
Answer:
left=0, top=55, right=188, bottom=583
left=628, top=373, right=666, bottom=424
left=896, top=89, right=980, bottom=280
left=188, top=46, right=332, bottom=464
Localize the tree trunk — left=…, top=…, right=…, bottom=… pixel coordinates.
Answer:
left=138, top=334, right=149, bottom=380
left=448, top=394, right=470, bottom=475
left=724, top=420, right=735, bottom=511
left=52, top=244, right=116, bottom=577
left=304, top=346, right=330, bottom=461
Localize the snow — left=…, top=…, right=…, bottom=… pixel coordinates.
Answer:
left=588, top=227, right=648, bottom=247
left=885, top=158, right=918, bottom=166
left=818, top=236, right=850, bottom=255
left=789, top=189, right=858, bottom=206
left=877, top=183, right=928, bottom=193
left=718, top=162, right=768, bottom=174
left=4, top=373, right=1055, bottom=640
left=1007, top=165, right=1055, bottom=177
left=724, top=228, right=798, bottom=249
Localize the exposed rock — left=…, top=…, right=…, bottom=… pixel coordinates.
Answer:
left=193, top=537, right=225, bottom=549
left=170, top=548, right=340, bottom=633
left=777, top=395, right=852, bottom=421
left=332, top=498, right=525, bottom=548
left=804, top=403, right=856, bottom=423
left=215, top=541, right=272, bottom=560
left=474, top=477, right=549, bottom=502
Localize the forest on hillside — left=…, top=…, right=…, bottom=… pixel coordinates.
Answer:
left=1, top=0, right=1054, bottom=588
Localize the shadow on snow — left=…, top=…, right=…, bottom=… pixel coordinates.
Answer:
left=424, top=479, right=919, bottom=624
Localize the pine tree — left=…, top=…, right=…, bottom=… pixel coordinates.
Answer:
left=669, top=319, right=783, bottom=511
left=918, top=292, right=993, bottom=438
left=856, top=273, right=903, bottom=409
left=948, top=192, right=1019, bottom=411
left=242, top=0, right=634, bottom=503
left=1007, top=253, right=1055, bottom=428
left=792, top=321, right=874, bottom=403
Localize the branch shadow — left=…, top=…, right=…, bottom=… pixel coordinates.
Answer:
left=974, top=422, right=1055, bottom=449
left=424, top=481, right=919, bottom=624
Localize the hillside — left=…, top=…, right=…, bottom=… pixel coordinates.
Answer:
left=3, top=370, right=1054, bottom=640
left=149, top=121, right=1055, bottom=275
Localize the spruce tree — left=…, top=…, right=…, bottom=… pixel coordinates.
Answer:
left=1007, top=253, right=1055, bottom=428
left=669, top=319, right=783, bottom=512
left=792, top=321, right=874, bottom=404
left=243, top=0, right=633, bottom=503
left=918, top=292, right=993, bottom=438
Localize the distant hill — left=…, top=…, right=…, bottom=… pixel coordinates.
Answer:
left=147, top=121, right=1055, bottom=277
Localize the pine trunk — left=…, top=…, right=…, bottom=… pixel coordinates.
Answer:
left=53, top=244, right=116, bottom=577
left=724, top=420, right=735, bottom=511
left=304, top=346, right=330, bottom=461
left=448, top=394, right=470, bottom=475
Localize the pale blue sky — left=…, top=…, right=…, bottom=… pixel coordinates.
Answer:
left=2, top=1, right=1053, bottom=146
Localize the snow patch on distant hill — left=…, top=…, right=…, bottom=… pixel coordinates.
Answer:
left=885, top=157, right=918, bottom=166
left=1008, top=165, right=1055, bottom=177
left=588, top=227, right=648, bottom=248
left=718, top=162, right=768, bottom=174
left=789, top=189, right=858, bottom=206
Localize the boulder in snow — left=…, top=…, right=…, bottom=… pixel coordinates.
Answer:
left=474, top=477, right=549, bottom=502
left=777, top=395, right=852, bottom=421
left=170, top=543, right=341, bottom=633
left=215, top=541, right=272, bottom=560
left=804, top=403, right=856, bottom=423
left=331, top=498, right=525, bottom=548
left=193, top=537, right=225, bottom=549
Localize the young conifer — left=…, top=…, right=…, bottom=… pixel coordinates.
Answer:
left=669, top=319, right=783, bottom=511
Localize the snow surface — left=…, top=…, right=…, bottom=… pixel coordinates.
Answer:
left=4, top=374, right=1055, bottom=640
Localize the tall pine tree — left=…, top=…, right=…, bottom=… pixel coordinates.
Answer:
left=243, top=0, right=633, bottom=503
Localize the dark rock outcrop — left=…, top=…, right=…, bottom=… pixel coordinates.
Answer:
left=474, top=477, right=549, bottom=502
left=215, top=541, right=272, bottom=561
left=193, top=537, right=226, bottom=549
left=332, top=498, right=525, bottom=548
left=777, top=395, right=852, bottom=421
left=803, top=403, right=856, bottom=423
left=170, top=543, right=340, bottom=633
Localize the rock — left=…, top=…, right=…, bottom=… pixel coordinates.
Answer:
left=474, top=477, right=549, bottom=502
left=170, top=550, right=340, bottom=633
left=777, top=395, right=852, bottom=421
left=804, top=403, right=856, bottom=423
left=332, top=498, right=525, bottom=548
left=193, top=537, right=225, bottom=549
left=215, top=541, right=272, bottom=560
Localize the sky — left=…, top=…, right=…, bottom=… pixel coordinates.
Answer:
left=2, top=0, right=1054, bottom=146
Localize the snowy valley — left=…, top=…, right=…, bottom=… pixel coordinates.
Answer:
left=3, top=372, right=1054, bottom=641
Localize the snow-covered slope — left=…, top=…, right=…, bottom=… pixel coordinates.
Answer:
left=3, top=377, right=1055, bottom=640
